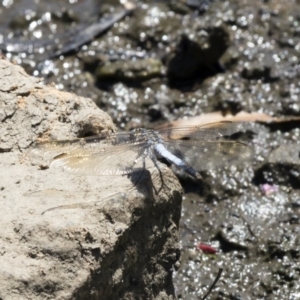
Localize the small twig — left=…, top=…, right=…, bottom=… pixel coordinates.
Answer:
left=201, top=268, right=223, bottom=300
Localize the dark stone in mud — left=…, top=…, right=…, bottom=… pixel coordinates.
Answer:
left=241, top=63, right=280, bottom=82
left=253, top=144, right=300, bottom=189
left=166, top=26, right=229, bottom=81
left=254, top=163, right=300, bottom=189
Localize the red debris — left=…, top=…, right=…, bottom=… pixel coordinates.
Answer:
left=197, top=243, right=217, bottom=254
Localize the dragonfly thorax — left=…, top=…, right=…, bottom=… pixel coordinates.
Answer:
left=131, top=128, right=163, bottom=145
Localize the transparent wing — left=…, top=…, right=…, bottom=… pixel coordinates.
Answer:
left=30, top=132, right=145, bottom=159
left=30, top=132, right=149, bottom=175
left=158, top=121, right=244, bottom=141
left=163, top=140, right=253, bottom=171
left=50, top=143, right=149, bottom=175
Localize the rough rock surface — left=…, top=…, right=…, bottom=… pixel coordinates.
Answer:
left=0, top=58, right=182, bottom=299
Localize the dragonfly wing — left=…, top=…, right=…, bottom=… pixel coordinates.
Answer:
left=163, top=140, right=253, bottom=171
left=50, top=142, right=148, bottom=175
left=158, top=121, right=245, bottom=141
left=30, top=132, right=141, bottom=160
left=30, top=138, right=83, bottom=161
left=30, top=132, right=150, bottom=176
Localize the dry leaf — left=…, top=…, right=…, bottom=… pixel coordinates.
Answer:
left=157, top=111, right=300, bottom=129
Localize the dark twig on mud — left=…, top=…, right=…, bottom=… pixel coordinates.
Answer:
left=201, top=268, right=223, bottom=300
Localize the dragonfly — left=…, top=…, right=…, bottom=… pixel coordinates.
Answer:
left=30, top=121, right=252, bottom=181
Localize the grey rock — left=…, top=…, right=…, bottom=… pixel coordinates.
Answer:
left=0, top=58, right=182, bottom=299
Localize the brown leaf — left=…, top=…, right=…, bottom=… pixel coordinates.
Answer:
left=157, top=111, right=300, bottom=129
